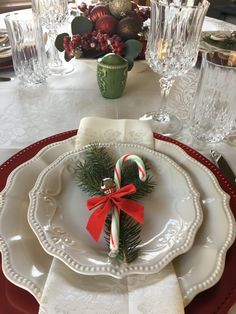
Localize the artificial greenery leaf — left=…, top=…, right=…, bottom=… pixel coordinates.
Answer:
left=55, top=32, right=69, bottom=52
left=64, top=51, right=72, bottom=62
left=71, top=16, right=93, bottom=36
left=126, top=57, right=134, bottom=71
left=123, top=39, right=143, bottom=60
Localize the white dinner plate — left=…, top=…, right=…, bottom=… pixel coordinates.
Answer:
left=28, top=143, right=202, bottom=279
left=0, top=136, right=235, bottom=305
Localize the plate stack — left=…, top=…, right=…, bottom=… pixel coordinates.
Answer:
left=0, top=119, right=235, bottom=314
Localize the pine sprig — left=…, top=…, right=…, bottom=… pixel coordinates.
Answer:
left=104, top=212, right=142, bottom=264
left=121, top=160, right=156, bottom=200
left=75, top=145, right=156, bottom=263
left=118, top=211, right=142, bottom=263
left=75, top=145, right=114, bottom=196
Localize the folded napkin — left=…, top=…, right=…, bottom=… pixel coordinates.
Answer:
left=39, top=117, right=184, bottom=314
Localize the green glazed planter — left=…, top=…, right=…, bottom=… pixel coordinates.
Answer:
left=97, top=53, right=128, bottom=99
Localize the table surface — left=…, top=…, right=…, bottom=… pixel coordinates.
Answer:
left=0, top=9, right=236, bottom=314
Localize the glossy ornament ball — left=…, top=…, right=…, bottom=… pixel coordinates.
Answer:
left=95, top=15, right=118, bottom=35
left=126, top=11, right=143, bottom=29
left=117, top=16, right=142, bottom=40
left=89, top=5, right=111, bottom=23
left=109, top=0, right=132, bottom=18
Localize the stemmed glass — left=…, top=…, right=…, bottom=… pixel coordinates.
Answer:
left=140, top=0, right=209, bottom=136
left=32, top=0, right=73, bottom=75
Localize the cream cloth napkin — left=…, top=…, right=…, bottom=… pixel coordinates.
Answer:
left=39, top=117, right=184, bottom=314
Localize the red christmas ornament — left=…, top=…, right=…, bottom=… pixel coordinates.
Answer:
left=89, top=5, right=111, bottom=23
left=117, top=16, right=142, bottom=41
left=95, top=15, right=118, bottom=35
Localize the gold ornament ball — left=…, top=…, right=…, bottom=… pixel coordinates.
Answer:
left=109, top=0, right=132, bottom=18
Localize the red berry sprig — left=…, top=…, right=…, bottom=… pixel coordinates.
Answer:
left=63, top=31, right=125, bottom=60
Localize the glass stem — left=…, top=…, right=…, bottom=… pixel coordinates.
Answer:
left=48, top=28, right=62, bottom=68
left=158, top=77, right=175, bottom=121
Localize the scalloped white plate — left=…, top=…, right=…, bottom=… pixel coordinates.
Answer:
left=0, top=136, right=234, bottom=304
left=27, top=143, right=202, bottom=279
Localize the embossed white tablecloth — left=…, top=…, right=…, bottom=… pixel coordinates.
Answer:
left=0, top=12, right=236, bottom=313
left=0, top=15, right=235, bottom=162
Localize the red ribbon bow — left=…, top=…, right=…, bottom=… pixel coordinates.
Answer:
left=86, top=184, right=144, bottom=241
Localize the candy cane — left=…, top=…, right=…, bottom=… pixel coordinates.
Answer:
left=109, top=154, right=147, bottom=258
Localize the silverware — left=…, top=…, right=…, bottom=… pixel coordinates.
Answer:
left=0, top=77, right=13, bottom=82
left=211, top=150, right=236, bottom=187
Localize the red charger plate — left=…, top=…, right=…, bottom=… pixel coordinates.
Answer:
left=0, top=58, right=13, bottom=70
left=0, top=130, right=235, bottom=314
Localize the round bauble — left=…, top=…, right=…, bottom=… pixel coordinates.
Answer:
left=89, top=5, right=111, bottom=23
left=126, top=11, right=143, bottom=29
left=109, top=0, right=132, bottom=18
left=117, top=16, right=142, bottom=40
left=95, top=15, right=118, bottom=35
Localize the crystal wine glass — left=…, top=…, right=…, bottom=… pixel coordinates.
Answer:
left=32, top=0, right=73, bottom=75
left=140, top=0, right=209, bottom=136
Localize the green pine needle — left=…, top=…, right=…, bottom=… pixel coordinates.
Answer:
left=104, top=212, right=141, bottom=264
left=121, top=160, right=156, bottom=200
left=75, top=145, right=114, bottom=196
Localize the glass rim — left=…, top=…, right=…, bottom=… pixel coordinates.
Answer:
left=151, top=0, right=210, bottom=9
left=4, top=12, right=33, bottom=22
left=203, top=51, right=236, bottom=70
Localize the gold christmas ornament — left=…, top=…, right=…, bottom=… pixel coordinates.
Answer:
left=109, top=0, right=132, bottom=18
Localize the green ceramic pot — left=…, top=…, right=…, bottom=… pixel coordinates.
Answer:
left=97, top=53, right=128, bottom=99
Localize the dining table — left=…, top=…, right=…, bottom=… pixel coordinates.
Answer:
left=0, top=7, right=236, bottom=314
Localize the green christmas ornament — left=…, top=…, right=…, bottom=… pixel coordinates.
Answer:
left=109, top=0, right=132, bottom=18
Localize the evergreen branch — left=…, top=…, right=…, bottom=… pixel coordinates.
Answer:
left=118, top=212, right=142, bottom=264
left=75, top=145, right=114, bottom=196
left=121, top=160, right=156, bottom=200
left=75, top=146, right=157, bottom=264
left=104, top=212, right=142, bottom=264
